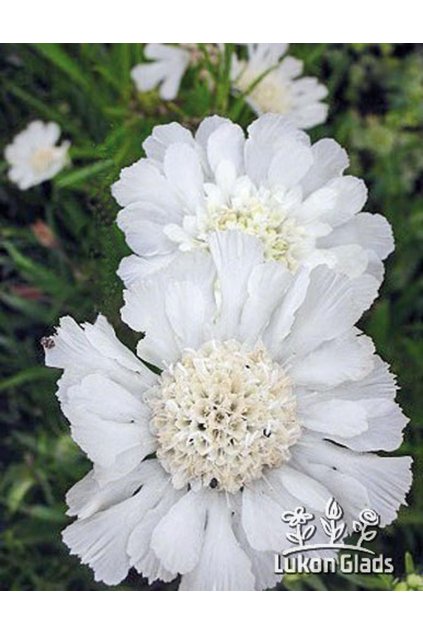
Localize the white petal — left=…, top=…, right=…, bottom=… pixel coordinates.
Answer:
left=62, top=467, right=168, bottom=586
left=164, top=281, right=213, bottom=351
left=117, top=253, right=176, bottom=286
left=291, top=77, right=328, bottom=103
left=43, top=315, right=152, bottom=400
left=121, top=275, right=179, bottom=367
left=163, top=143, right=205, bottom=213
left=329, top=400, right=408, bottom=452
left=208, top=231, right=264, bottom=339
left=301, top=138, right=349, bottom=195
left=324, top=355, right=397, bottom=401
left=282, top=266, right=379, bottom=358
left=294, top=438, right=412, bottom=526
left=248, top=43, right=289, bottom=67
left=291, top=331, right=375, bottom=388
left=131, top=45, right=189, bottom=100
left=276, top=54, right=302, bottom=79
left=275, top=464, right=331, bottom=512
left=179, top=495, right=255, bottom=591
left=195, top=115, right=229, bottom=149
left=63, top=376, right=155, bottom=469
left=319, top=212, right=394, bottom=260
left=291, top=102, right=328, bottom=129
left=117, top=214, right=173, bottom=257
left=262, top=267, right=311, bottom=359
left=66, top=461, right=158, bottom=520
left=131, top=62, right=166, bottom=92
left=83, top=315, right=153, bottom=380
left=127, top=487, right=180, bottom=583
left=207, top=121, right=245, bottom=176
left=143, top=122, right=194, bottom=162
left=299, top=399, right=368, bottom=437
left=244, top=113, right=309, bottom=185
left=111, top=159, right=180, bottom=215
left=320, top=176, right=368, bottom=227
left=122, top=250, right=215, bottom=366
left=267, top=139, right=314, bottom=189
left=241, top=487, right=285, bottom=552
left=239, top=261, right=292, bottom=344
left=151, top=491, right=207, bottom=574
left=323, top=244, right=369, bottom=278
left=289, top=452, right=370, bottom=526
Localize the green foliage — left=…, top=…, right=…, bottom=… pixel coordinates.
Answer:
left=0, top=44, right=422, bottom=591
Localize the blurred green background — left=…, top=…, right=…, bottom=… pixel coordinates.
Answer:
left=0, top=44, right=422, bottom=591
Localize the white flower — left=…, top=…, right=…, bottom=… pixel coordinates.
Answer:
left=231, top=44, right=328, bottom=128
left=5, top=121, right=70, bottom=190
left=112, top=114, right=394, bottom=287
left=131, top=44, right=191, bottom=100
left=44, top=231, right=411, bottom=590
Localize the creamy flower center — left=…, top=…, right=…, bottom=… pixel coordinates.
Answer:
left=30, top=147, right=57, bottom=174
left=235, top=67, right=292, bottom=114
left=206, top=195, right=307, bottom=269
left=146, top=340, right=300, bottom=493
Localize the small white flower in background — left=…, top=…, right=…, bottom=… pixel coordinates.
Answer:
left=112, top=114, right=394, bottom=287
left=4, top=121, right=70, bottom=190
left=44, top=231, right=411, bottom=590
left=231, top=44, right=328, bottom=128
left=130, top=44, right=327, bottom=128
left=131, top=44, right=191, bottom=101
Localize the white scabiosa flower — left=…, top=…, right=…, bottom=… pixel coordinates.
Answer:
left=4, top=121, right=70, bottom=190
left=112, top=114, right=394, bottom=287
left=44, top=232, right=411, bottom=590
left=131, top=44, right=191, bottom=101
left=231, top=44, right=328, bottom=128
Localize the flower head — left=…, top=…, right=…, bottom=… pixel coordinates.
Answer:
left=231, top=44, right=328, bottom=128
left=112, top=114, right=394, bottom=286
left=44, top=231, right=411, bottom=590
left=5, top=121, right=70, bottom=190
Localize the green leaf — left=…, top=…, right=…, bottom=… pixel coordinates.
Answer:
left=0, top=367, right=54, bottom=393
left=7, top=478, right=34, bottom=513
left=32, top=44, right=90, bottom=90
left=55, top=159, right=114, bottom=189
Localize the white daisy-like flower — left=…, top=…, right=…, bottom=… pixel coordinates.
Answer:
left=231, top=44, right=328, bottom=128
left=4, top=121, right=70, bottom=190
left=131, top=44, right=191, bottom=101
left=44, top=231, right=411, bottom=590
left=112, top=114, right=394, bottom=287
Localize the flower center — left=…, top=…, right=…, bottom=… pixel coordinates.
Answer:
left=146, top=340, right=300, bottom=493
left=235, top=66, right=293, bottom=114
left=206, top=192, right=309, bottom=270
left=30, top=147, right=57, bottom=174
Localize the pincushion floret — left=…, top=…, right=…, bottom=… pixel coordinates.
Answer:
left=44, top=231, right=411, bottom=591
left=148, top=339, right=300, bottom=493
left=112, top=114, right=394, bottom=287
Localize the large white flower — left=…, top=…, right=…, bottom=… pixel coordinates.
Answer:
left=231, top=44, right=328, bottom=128
left=44, top=231, right=411, bottom=590
left=131, top=44, right=191, bottom=101
left=4, top=121, right=70, bottom=190
left=112, top=114, right=394, bottom=287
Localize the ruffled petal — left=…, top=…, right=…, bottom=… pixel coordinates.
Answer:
left=179, top=494, right=255, bottom=590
